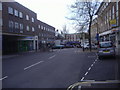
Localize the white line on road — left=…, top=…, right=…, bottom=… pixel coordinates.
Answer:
left=0, top=76, right=8, bottom=81
left=48, top=55, right=56, bottom=59
left=81, top=77, right=85, bottom=81
left=85, top=72, right=88, bottom=76
left=91, top=64, right=94, bottom=67
left=24, top=61, right=44, bottom=70
left=88, top=67, right=91, bottom=71
left=95, top=59, right=98, bottom=61
left=88, top=56, right=96, bottom=58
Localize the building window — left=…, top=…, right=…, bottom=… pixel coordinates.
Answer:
left=0, top=18, right=2, bottom=26
left=38, top=25, right=40, bottom=29
left=26, top=15, right=29, bottom=20
left=109, top=9, right=112, bottom=20
left=9, top=20, right=14, bottom=28
left=14, top=9, right=18, bottom=17
left=26, top=25, right=29, bottom=31
left=32, top=27, right=35, bottom=32
left=41, top=26, right=43, bottom=29
left=112, top=5, right=115, bottom=19
left=0, top=2, right=2, bottom=10
left=32, top=18, right=34, bottom=22
left=20, top=24, right=23, bottom=30
left=44, top=27, right=45, bottom=30
left=15, top=22, right=19, bottom=29
left=8, top=7, right=13, bottom=14
left=19, top=12, right=23, bottom=18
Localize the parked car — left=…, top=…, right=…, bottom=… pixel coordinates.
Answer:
left=91, top=44, right=98, bottom=49
left=83, top=43, right=89, bottom=49
left=65, top=44, right=73, bottom=48
left=52, top=45, right=65, bottom=49
left=97, top=41, right=116, bottom=59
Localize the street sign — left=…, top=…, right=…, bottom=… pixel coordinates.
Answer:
left=110, top=19, right=117, bottom=27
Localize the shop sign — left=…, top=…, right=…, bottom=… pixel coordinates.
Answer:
left=110, top=19, right=117, bottom=27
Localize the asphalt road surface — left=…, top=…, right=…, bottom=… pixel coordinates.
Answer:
left=2, top=48, right=119, bottom=88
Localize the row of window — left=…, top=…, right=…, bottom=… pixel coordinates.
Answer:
left=8, top=7, right=35, bottom=22
left=38, top=25, right=55, bottom=33
left=7, top=6, right=55, bottom=34
left=9, top=20, right=35, bottom=32
left=39, top=33, right=54, bottom=38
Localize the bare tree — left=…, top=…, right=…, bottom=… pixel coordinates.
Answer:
left=68, top=0, right=100, bottom=51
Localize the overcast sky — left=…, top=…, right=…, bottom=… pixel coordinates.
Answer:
left=15, top=0, right=76, bottom=33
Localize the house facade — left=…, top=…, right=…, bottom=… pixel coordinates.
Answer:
left=96, top=2, right=120, bottom=56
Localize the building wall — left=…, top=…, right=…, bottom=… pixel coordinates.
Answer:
left=1, top=2, right=55, bottom=54
left=2, top=2, right=37, bottom=36
left=91, top=18, right=98, bottom=43
left=37, top=20, right=55, bottom=43
left=65, top=33, right=81, bottom=42
left=96, top=2, right=120, bottom=56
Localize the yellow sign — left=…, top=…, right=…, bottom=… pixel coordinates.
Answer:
left=110, top=19, right=116, bottom=25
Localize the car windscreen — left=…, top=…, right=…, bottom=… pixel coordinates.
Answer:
left=100, top=42, right=112, bottom=48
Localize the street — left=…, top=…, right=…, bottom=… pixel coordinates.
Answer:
left=2, top=48, right=119, bottom=88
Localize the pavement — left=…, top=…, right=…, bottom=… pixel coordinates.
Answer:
left=1, top=48, right=120, bottom=89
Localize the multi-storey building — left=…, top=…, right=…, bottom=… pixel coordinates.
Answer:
left=37, top=20, right=55, bottom=47
left=96, top=1, right=120, bottom=56
left=65, top=33, right=81, bottom=42
left=1, top=2, right=55, bottom=54
left=91, top=18, right=98, bottom=44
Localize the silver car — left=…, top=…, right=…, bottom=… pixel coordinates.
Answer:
left=98, top=41, right=116, bottom=59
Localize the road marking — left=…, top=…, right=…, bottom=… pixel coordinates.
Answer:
left=24, top=61, right=44, bottom=70
left=85, top=72, right=88, bottom=76
left=93, top=61, right=96, bottom=64
left=81, top=77, right=85, bottom=81
left=91, top=64, right=94, bottom=67
left=0, top=76, right=8, bottom=81
left=95, top=59, right=98, bottom=62
left=88, top=56, right=96, bottom=58
left=48, top=55, right=56, bottom=59
left=88, top=67, right=91, bottom=71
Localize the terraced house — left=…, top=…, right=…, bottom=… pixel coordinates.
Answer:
left=96, top=1, right=120, bottom=56
left=0, top=2, right=55, bottom=54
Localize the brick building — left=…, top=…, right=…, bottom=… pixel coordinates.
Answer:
left=1, top=2, right=55, bottom=54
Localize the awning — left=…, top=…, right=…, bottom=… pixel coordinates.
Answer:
left=99, top=30, right=112, bottom=36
